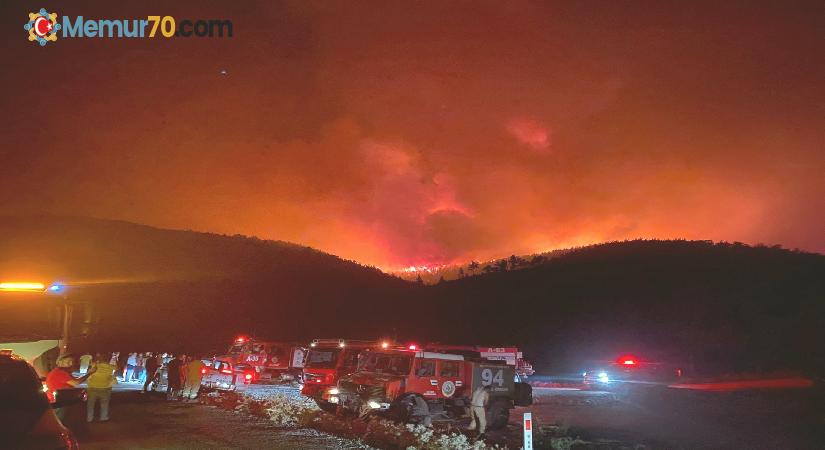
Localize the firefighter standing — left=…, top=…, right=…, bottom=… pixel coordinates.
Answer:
left=86, top=353, right=117, bottom=422
left=182, top=357, right=205, bottom=400
left=467, top=385, right=490, bottom=436
left=166, top=354, right=184, bottom=400
left=142, top=353, right=161, bottom=393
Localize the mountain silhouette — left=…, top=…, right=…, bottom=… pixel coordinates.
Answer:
left=1, top=216, right=822, bottom=374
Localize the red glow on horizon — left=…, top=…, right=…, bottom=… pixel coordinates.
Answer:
left=3, top=2, right=823, bottom=269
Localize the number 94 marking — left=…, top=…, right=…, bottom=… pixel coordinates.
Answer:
left=481, top=368, right=504, bottom=387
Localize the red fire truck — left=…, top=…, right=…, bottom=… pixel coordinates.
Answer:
left=331, top=345, right=533, bottom=429
left=224, top=336, right=307, bottom=383
left=301, top=339, right=388, bottom=410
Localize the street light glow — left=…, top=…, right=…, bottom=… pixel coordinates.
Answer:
left=0, top=282, right=46, bottom=292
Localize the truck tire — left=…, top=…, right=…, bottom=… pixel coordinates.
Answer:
left=514, top=381, right=533, bottom=406
left=314, top=398, right=338, bottom=413
left=485, top=399, right=510, bottom=430
left=388, top=393, right=418, bottom=422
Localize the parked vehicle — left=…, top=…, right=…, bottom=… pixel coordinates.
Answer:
left=301, top=339, right=384, bottom=411
left=424, top=344, right=535, bottom=378
left=0, top=351, right=80, bottom=449
left=201, top=357, right=247, bottom=391
left=225, top=336, right=306, bottom=383
left=582, top=354, right=683, bottom=397
left=331, top=345, right=533, bottom=429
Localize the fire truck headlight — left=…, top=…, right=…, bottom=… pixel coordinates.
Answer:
left=597, top=372, right=610, bottom=383
left=328, top=388, right=339, bottom=395
left=368, top=400, right=381, bottom=409
left=328, top=395, right=339, bottom=404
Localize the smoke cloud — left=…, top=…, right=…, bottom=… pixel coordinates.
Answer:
left=1, top=1, right=823, bottom=268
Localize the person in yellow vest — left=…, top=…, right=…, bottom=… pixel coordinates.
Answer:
left=86, top=353, right=117, bottom=422
left=182, top=357, right=206, bottom=400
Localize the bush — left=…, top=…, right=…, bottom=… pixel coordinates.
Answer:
left=205, top=390, right=500, bottom=449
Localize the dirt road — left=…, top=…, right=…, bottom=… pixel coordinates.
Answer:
left=515, top=385, right=825, bottom=449
left=76, top=391, right=368, bottom=450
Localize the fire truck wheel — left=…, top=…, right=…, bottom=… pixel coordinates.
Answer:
left=388, top=393, right=418, bottom=422
left=485, top=399, right=510, bottom=430
left=313, top=399, right=338, bottom=413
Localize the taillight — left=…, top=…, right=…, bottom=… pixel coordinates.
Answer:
left=42, top=382, right=55, bottom=403
left=201, top=368, right=207, bottom=374
left=244, top=373, right=253, bottom=383
left=617, top=355, right=639, bottom=366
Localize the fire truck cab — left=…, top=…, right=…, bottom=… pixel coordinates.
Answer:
left=332, top=346, right=533, bottom=429
left=302, top=339, right=384, bottom=410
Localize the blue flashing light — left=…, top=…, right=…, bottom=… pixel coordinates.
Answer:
left=47, top=284, right=64, bottom=293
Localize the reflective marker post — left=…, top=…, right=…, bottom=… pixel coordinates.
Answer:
left=523, top=412, right=533, bottom=450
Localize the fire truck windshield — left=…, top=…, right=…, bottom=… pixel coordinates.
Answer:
left=357, top=353, right=412, bottom=375
left=305, top=348, right=341, bottom=368
left=228, top=342, right=247, bottom=357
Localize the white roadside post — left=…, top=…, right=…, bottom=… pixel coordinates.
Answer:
left=523, top=412, right=534, bottom=450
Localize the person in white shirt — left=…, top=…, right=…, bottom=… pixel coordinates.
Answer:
left=467, top=385, right=490, bottom=436
left=79, top=353, right=93, bottom=374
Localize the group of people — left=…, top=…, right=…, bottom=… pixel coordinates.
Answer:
left=152, top=353, right=206, bottom=401
left=112, top=352, right=206, bottom=400
left=45, top=351, right=208, bottom=425
left=119, top=352, right=151, bottom=384
left=46, top=353, right=118, bottom=423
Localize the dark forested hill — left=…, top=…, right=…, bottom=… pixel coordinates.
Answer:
left=0, top=216, right=414, bottom=352
left=1, top=216, right=823, bottom=374
left=419, top=240, right=825, bottom=374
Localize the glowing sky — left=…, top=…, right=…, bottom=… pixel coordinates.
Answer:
left=2, top=1, right=823, bottom=269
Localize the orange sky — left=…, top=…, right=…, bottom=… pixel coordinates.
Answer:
left=2, top=1, right=823, bottom=269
